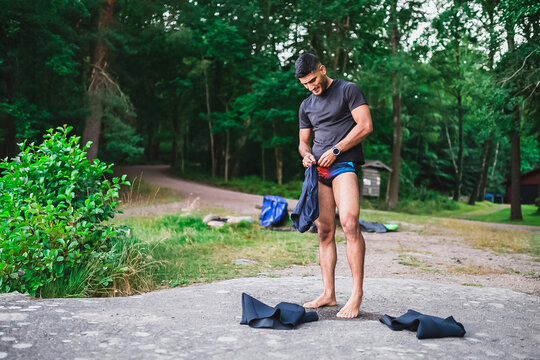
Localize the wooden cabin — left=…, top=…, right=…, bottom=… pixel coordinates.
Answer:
left=505, top=168, right=540, bottom=204
left=360, top=160, right=392, bottom=198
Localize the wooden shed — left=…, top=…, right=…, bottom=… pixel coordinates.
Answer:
left=505, top=168, right=540, bottom=204
left=360, top=160, right=392, bottom=197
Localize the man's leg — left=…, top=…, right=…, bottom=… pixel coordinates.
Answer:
left=332, top=172, right=365, bottom=318
left=303, top=181, right=337, bottom=308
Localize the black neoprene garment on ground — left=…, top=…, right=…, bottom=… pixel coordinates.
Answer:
left=240, top=293, right=319, bottom=330
left=380, top=309, right=466, bottom=339
left=299, top=79, right=368, bottom=164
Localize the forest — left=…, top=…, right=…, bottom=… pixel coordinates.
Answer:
left=1, top=0, right=539, bottom=218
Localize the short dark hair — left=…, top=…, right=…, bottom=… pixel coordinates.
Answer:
left=294, top=53, right=320, bottom=78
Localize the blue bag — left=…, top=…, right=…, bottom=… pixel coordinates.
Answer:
left=260, top=195, right=288, bottom=227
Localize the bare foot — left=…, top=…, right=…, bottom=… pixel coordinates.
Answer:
left=303, top=293, right=337, bottom=309
left=336, top=294, right=362, bottom=318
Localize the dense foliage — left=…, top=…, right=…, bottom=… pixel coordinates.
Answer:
left=0, top=126, right=129, bottom=296
left=0, top=0, right=538, bottom=203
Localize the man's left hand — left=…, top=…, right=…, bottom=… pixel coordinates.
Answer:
left=317, top=149, right=337, bottom=168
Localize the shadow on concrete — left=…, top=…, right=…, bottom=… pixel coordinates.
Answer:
left=315, top=307, right=384, bottom=321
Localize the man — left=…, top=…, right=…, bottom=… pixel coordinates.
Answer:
left=295, top=53, right=373, bottom=318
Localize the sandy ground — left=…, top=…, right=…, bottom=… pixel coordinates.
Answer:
left=114, top=165, right=540, bottom=297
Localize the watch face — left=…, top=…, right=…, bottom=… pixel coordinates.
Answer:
left=332, top=147, right=340, bottom=155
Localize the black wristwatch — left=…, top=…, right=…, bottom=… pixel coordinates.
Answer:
left=331, top=145, right=341, bottom=156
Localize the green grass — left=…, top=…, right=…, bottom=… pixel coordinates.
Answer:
left=360, top=200, right=539, bottom=227
left=464, top=205, right=540, bottom=227
left=119, top=213, right=319, bottom=287
left=461, top=283, right=484, bottom=287
left=429, top=201, right=503, bottom=218
left=397, top=254, right=427, bottom=268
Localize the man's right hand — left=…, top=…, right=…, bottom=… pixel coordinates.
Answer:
left=302, top=153, right=316, bottom=168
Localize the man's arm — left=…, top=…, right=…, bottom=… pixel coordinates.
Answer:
left=299, top=128, right=316, bottom=168
left=317, top=104, right=373, bottom=168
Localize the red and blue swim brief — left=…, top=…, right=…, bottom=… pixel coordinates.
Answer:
left=317, top=161, right=357, bottom=187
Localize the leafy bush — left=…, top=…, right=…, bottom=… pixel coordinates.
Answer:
left=0, top=126, right=129, bottom=296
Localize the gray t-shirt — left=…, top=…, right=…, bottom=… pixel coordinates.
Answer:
left=299, top=79, right=367, bottom=164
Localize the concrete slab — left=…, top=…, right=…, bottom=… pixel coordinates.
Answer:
left=0, top=277, right=538, bottom=359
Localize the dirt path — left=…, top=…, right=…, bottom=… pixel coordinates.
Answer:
left=114, top=165, right=297, bottom=216
left=114, top=165, right=540, bottom=296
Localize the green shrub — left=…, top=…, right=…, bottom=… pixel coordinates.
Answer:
left=0, top=126, right=129, bottom=296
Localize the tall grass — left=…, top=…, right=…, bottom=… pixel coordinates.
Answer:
left=120, top=214, right=319, bottom=287
left=429, top=219, right=534, bottom=255
left=40, top=232, right=160, bottom=298
left=118, top=175, right=184, bottom=208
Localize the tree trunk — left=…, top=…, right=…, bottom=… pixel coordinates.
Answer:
left=145, top=123, right=154, bottom=161
left=224, top=129, right=230, bottom=184
left=333, top=45, right=340, bottom=71
left=444, top=121, right=459, bottom=187
left=171, top=104, right=179, bottom=168
left=83, top=95, right=103, bottom=160
left=510, top=105, right=522, bottom=220
left=183, top=117, right=188, bottom=173
left=453, top=52, right=463, bottom=202
left=388, top=74, right=402, bottom=210
left=261, top=145, right=266, bottom=181
left=491, top=141, right=499, bottom=178
left=457, top=94, right=463, bottom=200
left=469, top=136, right=492, bottom=205
left=469, top=163, right=482, bottom=205
left=473, top=0, right=497, bottom=203
left=537, top=132, right=540, bottom=214
left=82, top=0, right=115, bottom=161
left=0, top=69, right=18, bottom=158
left=0, top=114, right=17, bottom=159
left=203, top=61, right=216, bottom=178
left=477, top=134, right=494, bottom=201
left=506, top=20, right=522, bottom=220
left=387, top=0, right=402, bottom=210
left=275, top=146, right=283, bottom=185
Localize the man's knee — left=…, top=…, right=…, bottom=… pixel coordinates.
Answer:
left=315, top=220, right=334, bottom=241
left=340, top=216, right=359, bottom=237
